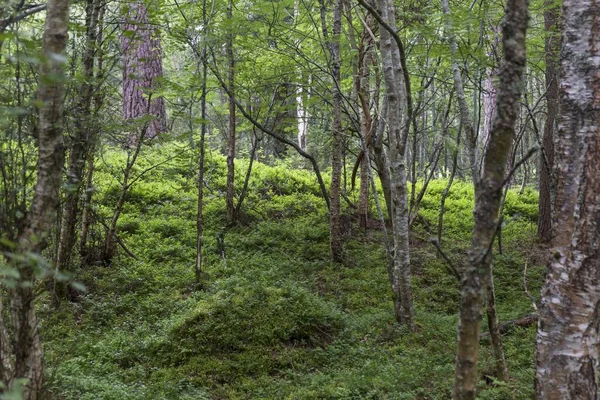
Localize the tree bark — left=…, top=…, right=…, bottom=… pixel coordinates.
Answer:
left=54, top=0, right=101, bottom=300
left=535, top=1, right=600, bottom=397
left=453, top=1, right=528, bottom=398
left=377, top=0, right=414, bottom=328
left=195, top=0, right=208, bottom=284
left=320, top=0, right=344, bottom=262
left=225, top=0, right=236, bottom=225
left=121, top=0, right=167, bottom=141
left=537, top=0, right=559, bottom=244
left=6, top=0, right=70, bottom=397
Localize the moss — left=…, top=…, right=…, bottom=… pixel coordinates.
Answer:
left=42, top=147, right=542, bottom=399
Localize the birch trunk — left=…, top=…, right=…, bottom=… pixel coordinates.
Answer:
left=7, top=0, right=70, bottom=396
left=296, top=84, right=308, bottom=152
left=535, top=1, right=600, bottom=397
left=453, top=0, right=528, bottom=397
left=377, top=0, right=414, bottom=328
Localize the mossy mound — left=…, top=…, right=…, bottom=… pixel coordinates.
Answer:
left=162, top=279, right=345, bottom=362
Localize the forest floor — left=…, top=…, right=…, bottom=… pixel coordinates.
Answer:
left=42, top=145, right=544, bottom=399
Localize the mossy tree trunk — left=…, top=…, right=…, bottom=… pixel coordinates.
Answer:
left=453, top=0, right=528, bottom=397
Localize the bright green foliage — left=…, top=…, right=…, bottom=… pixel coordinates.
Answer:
left=42, top=148, right=542, bottom=399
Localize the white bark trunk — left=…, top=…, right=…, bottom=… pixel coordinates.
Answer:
left=535, top=1, right=600, bottom=398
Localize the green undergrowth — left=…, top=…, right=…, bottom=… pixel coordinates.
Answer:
left=42, top=144, right=543, bottom=399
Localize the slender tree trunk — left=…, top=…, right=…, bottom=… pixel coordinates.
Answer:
left=233, top=132, right=258, bottom=220
left=437, top=121, right=462, bottom=251
left=54, top=0, right=100, bottom=301
left=80, top=2, right=105, bottom=260
left=535, top=1, right=600, bottom=397
left=195, top=3, right=208, bottom=284
left=225, top=0, right=236, bottom=225
left=79, top=156, right=95, bottom=259
left=537, top=0, right=559, bottom=244
left=102, top=125, right=147, bottom=264
left=372, top=98, right=392, bottom=220
left=485, top=268, right=509, bottom=381
left=6, top=0, right=70, bottom=397
left=453, top=1, right=528, bottom=398
left=377, top=0, right=414, bottom=328
left=356, top=18, right=374, bottom=230
left=320, top=0, right=344, bottom=262
left=441, top=0, right=478, bottom=182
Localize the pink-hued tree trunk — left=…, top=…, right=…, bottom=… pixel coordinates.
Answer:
left=121, top=0, right=167, bottom=140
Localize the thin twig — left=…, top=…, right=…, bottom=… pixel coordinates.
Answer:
left=91, top=210, right=139, bottom=260
left=500, top=146, right=539, bottom=190
left=429, top=238, right=461, bottom=282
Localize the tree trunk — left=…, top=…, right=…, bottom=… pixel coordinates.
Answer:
left=319, top=0, right=344, bottom=263
left=121, top=0, right=167, bottom=141
left=535, top=1, right=600, bottom=397
left=195, top=1, right=208, bottom=284
left=437, top=121, right=462, bottom=251
left=79, top=156, right=95, bottom=260
left=453, top=0, right=528, bottom=397
left=372, top=98, right=393, bottom=220
left=54, top=0, right=100, bottom=301
left=7, top=0, right=71, bottom=397
left=296, top=84, right=308, bottom=152
left=377, top=0, right=414, bottom=328
left=225, top=0, right=236, bottom=225
left=537, top=0, right=559, bottom=244
left=485, top=267, right=509, bottom=381
left=356, top=18, right=374, bottom=231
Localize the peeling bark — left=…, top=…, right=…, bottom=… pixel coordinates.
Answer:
left=535, top=1, right=600, bottom=397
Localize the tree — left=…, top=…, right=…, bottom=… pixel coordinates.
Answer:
left=225, top=0, right=236, bottom=225
left=121, top=0, right=167, bottom=141
left=375, top=0, right=415, bottom=328
left=54, top=0, right=103, bottom=302
left=441, top=0, right=509, bottom=383
left=537, top=0, right=559, bottom=244
left=453, top=0, right=528, bottom=397
left=0, top=0, right=70, bottom=396
left=320, top=0, right=344, bottom=263
left=535, top=0, right=600, bottom=397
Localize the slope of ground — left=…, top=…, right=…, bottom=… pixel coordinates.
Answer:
left=42, top=145, right=543, bottom=399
